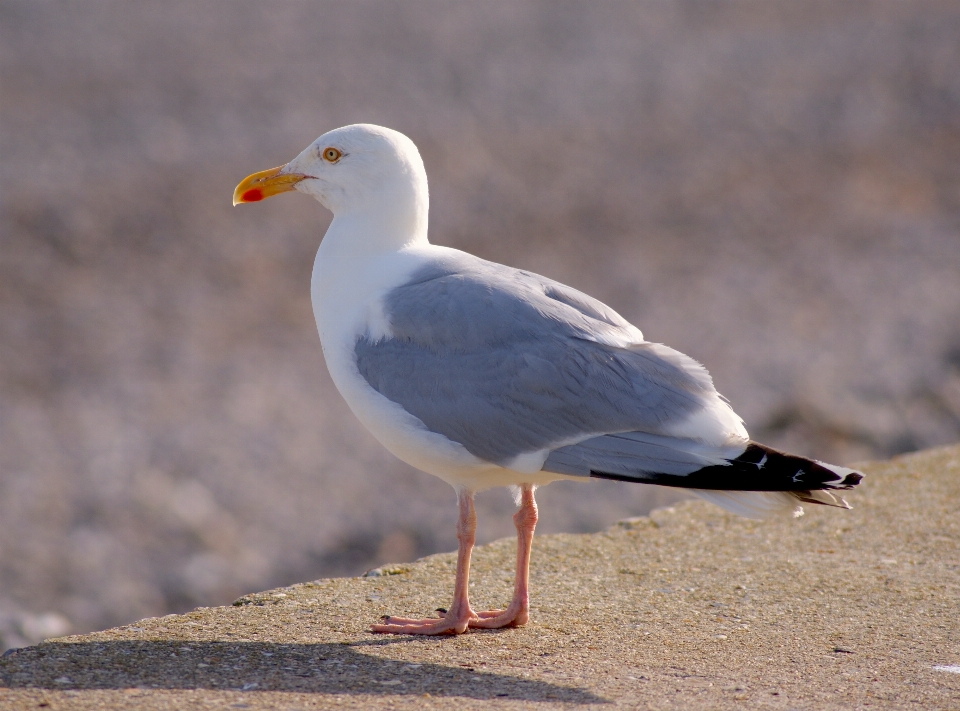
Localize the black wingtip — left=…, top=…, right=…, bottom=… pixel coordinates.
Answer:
left=590, top=442, right=865, bottom=493
left=839, top=471, right=864, bottom=489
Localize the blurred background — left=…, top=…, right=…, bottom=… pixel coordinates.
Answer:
left=2, top=0, right=959, bottom=650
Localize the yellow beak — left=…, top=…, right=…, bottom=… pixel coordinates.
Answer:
left=232, top=165, right=311, bottom=206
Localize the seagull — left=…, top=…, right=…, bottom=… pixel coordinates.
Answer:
left=233, top=124, right=863, bottom=635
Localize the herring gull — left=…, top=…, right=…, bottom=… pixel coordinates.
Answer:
left=233, top=124, right=863, bottom=635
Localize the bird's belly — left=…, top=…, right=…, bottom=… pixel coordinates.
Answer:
left=324, top=342, right=574, bottom=490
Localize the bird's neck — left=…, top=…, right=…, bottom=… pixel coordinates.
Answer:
left=322, top=213, right=426, bottom=258
left=322, top=179, right=429, bottom=256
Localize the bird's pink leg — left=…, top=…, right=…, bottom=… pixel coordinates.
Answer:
left=468, top=483, right=538, bottom=629
left=371, top=488, right=480, bottom=634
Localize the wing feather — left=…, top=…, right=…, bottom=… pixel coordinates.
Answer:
left=354, top=253, right=722, bottom=466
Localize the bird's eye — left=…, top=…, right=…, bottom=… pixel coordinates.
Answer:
left=322, top=147, right=342, bottom=163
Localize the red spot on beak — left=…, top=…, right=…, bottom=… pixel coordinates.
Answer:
left=241, top=188, right=264, bottom=202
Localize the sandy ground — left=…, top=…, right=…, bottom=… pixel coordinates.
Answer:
left=1, top=444, right=957, bottom=710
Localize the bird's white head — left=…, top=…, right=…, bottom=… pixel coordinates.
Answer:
left=234, top=124, right=429, bottom=248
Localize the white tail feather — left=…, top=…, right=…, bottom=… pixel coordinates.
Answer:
left=690, top=490, right=804, bottom=519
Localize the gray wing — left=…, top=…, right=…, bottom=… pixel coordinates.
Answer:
left=354, top=253, right=719, bottom=468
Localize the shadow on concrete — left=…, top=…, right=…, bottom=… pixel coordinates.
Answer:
left=0, top=640, right=607, bottom=703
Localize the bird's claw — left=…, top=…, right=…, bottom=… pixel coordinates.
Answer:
left=371, top=602, right=527, bottom=635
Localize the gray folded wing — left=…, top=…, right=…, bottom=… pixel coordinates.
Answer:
left=354, top=252, right=723, bottom=468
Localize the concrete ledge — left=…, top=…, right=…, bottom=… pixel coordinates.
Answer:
left=2, top=445, right=959, bottom=709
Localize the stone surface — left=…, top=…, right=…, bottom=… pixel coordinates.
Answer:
left=1, top=444, right=958, bottom=709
